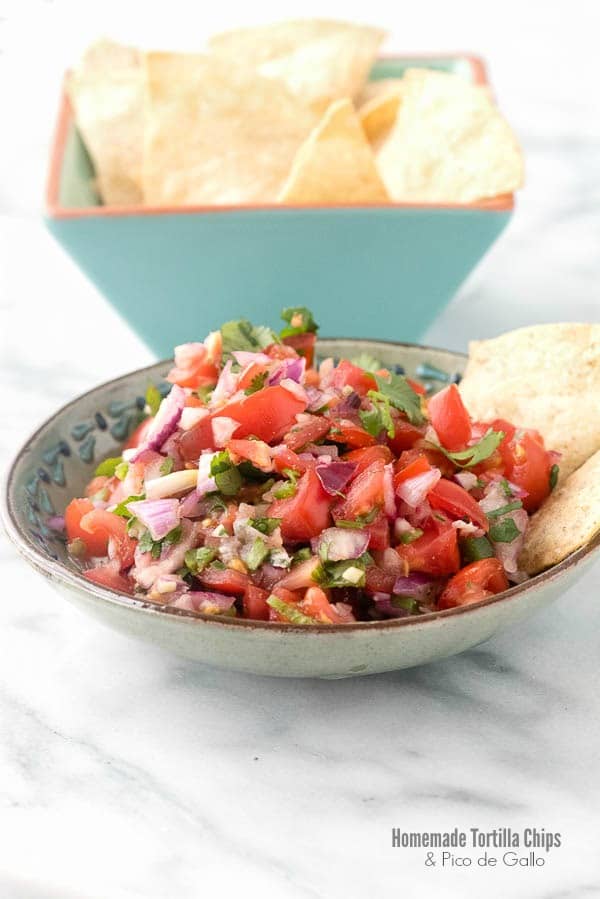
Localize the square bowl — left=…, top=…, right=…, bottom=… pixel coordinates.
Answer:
left=45, top=55, right=514, bottom=357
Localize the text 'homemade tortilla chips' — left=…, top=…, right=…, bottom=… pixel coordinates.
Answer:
left=375, top=68, right=525, bottom=203
left=279, top=98, right=389, bottom=204
left=459, top=323, right=600, bottom=481
left=208, top=19, right=385, bottom=113
left=67, top=39, right=145, bottom=205
left=519, top=450, right=600, bottom=574
left=142, top=52, right=318, bottom=205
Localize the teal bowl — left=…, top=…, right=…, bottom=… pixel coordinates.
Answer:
left=45, top=54, right=514, bottom=357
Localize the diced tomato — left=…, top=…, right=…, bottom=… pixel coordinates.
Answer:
left=395, top=521, right=460, bottom=577
left=227, top=438, right=272, bottom=472
left=124, top=417, right=154, bottom=451
left=498, top=428, right=552, bottom=512
left=438, top=558, right=509, bottom=609
left=407, top=377, right=427, bottom=396
left=65, top=498, right=101, bottom=555
left=427, top=384, right=472, bottom=451
left=342, top=445, right=392, bottom=477
left=365, top=510, right=390, bottom=551
left=396, top=445, right=455, bottom=479
left=283, top=415, right=330, bottom=451
left=428, top=478, right=489, bottom=531
left=84, top=475, right=112, bottom=499
left=275, top=557, right=320, bottom=590
left=268, top=469, right=333, bottom=541
left=393, top=454, right=432, bottom=489
left=83, top=561, right=133, bottom=594
left=270, top=444, right=308, bottom=474
left=387, top=414, right=425, bottom=453
left=364, top=565, right=397, bottom=595
left=184, top=395, right=205, bottom=408
left=167, top=342, right=219, bottom=389
left=243, top=584, right=270, bottom=620
left=330, top=420, right=377, bottom=448
left=331, top=360, right=377, bottom=396
left=282, top=332, right=316, bottom=367
left=300, top=586, right=350, bottom=623
left=237, top=361, right=271, bottom=392
left=268, top=584, right=303, bottom=621
left=79, top=509, right=136, bottom=569
left=221, top=384, right=307, bottom=444
left=198, top=567, right=249, bottom=594
left=333, top=460, right=385, bottom=522
left=178, top=414, right=217, bottom=460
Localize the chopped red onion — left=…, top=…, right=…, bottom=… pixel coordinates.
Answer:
left=279, top=377, right=308, bottom=405
left=277, top=556, right=320, bottom=589
left=169, top=591, right=235, bottom=614
left=133, top=519, right=197, bottom=589
left=306, top=443, right=339, bottom=458
left=179, top=491, right=206, bottom=518
left=393, top=517, right=413, bottom=540
left=152, top=574, right=189, bottom=596
left=232, top=351, right=270, bottom=367
left=268, top=356, right=306, bottom=386
left=211, top=360, right=238, bottom=405
left=311, top=527, right=369, bottom=561
left=197, top=452, right=218, bottom=498
left=180, top=407, right=209, bottom=431
left=315, top=461, right=357, bottom=495
left=145, top=469, right=198, bottom=500
left=211, top=416, right=240, bottom=447
left=454, top=471, right=478, bottom=491
left=126, top=498, right=181, bottom=541
left=383, top=463, right=396, bottom=518
left=396, top=468, right=441, bottom=507
left=452, top=519, right=484, bottom=537
left=492, top=508, right=529, bottom=582
left=126, top=385, right=185, bottom=462
left=318, top=357, right=334, bottom=388
left=479, top=481, right=509, bottom=514
left=393, top=572, right=438, bottom=600
left=335, top=391, right=361, bottom=415
left=47, top=515, right=65, bottom=531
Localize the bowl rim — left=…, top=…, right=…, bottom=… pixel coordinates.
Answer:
left=46, top=52, right=515, bottom=221
left=2, top=337, right=598, bottom=634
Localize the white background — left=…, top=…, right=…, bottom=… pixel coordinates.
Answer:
left=1, top=2, right=599, bottom=898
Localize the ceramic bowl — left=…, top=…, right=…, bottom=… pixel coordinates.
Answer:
left=3, top=339, right=599, bottom=678
left=45, top=55, right=513, bottom=356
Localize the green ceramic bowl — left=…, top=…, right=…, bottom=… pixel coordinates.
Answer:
left=3, top=339, right=598, bottom=679
left=45, top=55, right=514, bottom=357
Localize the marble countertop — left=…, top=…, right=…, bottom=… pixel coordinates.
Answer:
left=1, top=2, right=599, bottom=897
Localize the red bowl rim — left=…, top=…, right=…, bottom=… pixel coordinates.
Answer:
left=46, top=52, right=515, bottom=220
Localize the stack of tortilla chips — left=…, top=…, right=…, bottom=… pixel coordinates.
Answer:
left=66, top=19, right=524, bottom=208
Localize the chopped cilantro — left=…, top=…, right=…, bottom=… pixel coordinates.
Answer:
left=160, top=456, right=174, bottom=476
left=266, top=595, right=316, bottom=625
left=391, top=596, right=420, bottom=613
left=499, top=478, right=513, bottom=498
left=336, top=508, right=379, bottom=528
left=220, top=319, right=278, bottom=362
left=210, top=450, right=242, bottom=496
left=248, top=516, right=281, bottom=536
left=112, top=494, right=145, bottom=518
left=373, top=372, right=424, bottom=425
left=461, top=535, right=495, bottom=563
left=210, top=560, right=226, bottom=570
left=291, top=547, right=312, bottom=564
left=360, top=392, right=395, bottom=438
left=94, top=456, right=123, bottom=477
left=184, top=547, right=216, bottom=575
left=432, top=429, right=505, bottom=469
left=489, top=519, right=521, bottom=543
left=398, top=528, right=423, bottom=544
left=486, top=500, right=523, bottom=519
left=279, top=306, right=318, bottom=339
left=244, top=371, right=268, bottom=395
left=312, top=553, right=371, bottom=588
left=145, top=384, right=162, bottom=417
left=549, top=464, right=559, bottom=491
left=273, top=468, right=299, bottom=499
left=350, top=352, right=382, bottom=373
left=245, top=537, right=270, bottom=571
left=138, top=524, right=182, bottom=559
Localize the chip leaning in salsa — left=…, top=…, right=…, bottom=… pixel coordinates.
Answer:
left=63, top=309, right=560, bottom=624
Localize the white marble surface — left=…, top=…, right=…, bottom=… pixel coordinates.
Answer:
left=1, top=2, right=600, bottom=897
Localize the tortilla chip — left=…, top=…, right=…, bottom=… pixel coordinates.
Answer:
left=357, top=77, right=405, bottom=107
left=459, top=323, right=600, bottom=480
left=279, top=98, right=389, bottom=204
left=208, top=20, right=385, bottom=112
left=359, top=91, right=403, bottom=145
left=519, top=450, right=600, bottom=574
left=67, top=39, right=144, bottom=205
left=142, top=52, right=318, bottom=205
left=375, top=68, right=524, bottom=202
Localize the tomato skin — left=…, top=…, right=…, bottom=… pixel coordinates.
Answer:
left=428, top=384, right=472, bottom=451
left=65, top=498, right=101, bottom=556
left=438, top=558, right=509, bottom=609
left=237, top=361, right=270, bottom=392
left=282, top=332, right=316, bottom=367
left=331, top=360, right=377, bottom=396
left=227, top=438, right=272, bottom=471
left=365, top=565, right=397, bottom=595
left=330, top=420, right=377, bottom=449
left=397, top=445, right=455, bottom=479
left=270, top=444, right=307, bottom=474
left=222, top=385, right=307, bottom=444
left=333, top=460, right=385, bottom=522
left=396, top=522, right=460, bottom=577
left=268, top=469, right=333, bottom=541
left=387, top=414, right=425, bottom=453
left=84, top=562, right=133, bottom=594
left=79, top=509, right=136, bottom=569
left=283, top=415, right=330, bottom=451
left=365, top=510, right=390, bottom=551
left=393, top=454, right=432, bottom=489
left=428, top=478, right=489, bottom=532
left=198, top=567, right=249, bottom=595
left=343, top=445, right=392, bottom=477
left=300, top=586, right=351, bottom=623
left=499, top=429, right=552, bottom=512
left=243, top=584, right=270, bottom=620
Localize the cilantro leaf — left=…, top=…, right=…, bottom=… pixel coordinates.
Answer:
left=336, top=508, right=379, bottom=529
left=398, top=528, right=423, bottom=544
left=350, top=352, right=382, bottom=373
left=220, top=319, right=278, bottom=362
left=248, top=516, right=281, bottom=536
left=145, top=384, right=162, bottom=417
left=244, top=537, right=270, bottom=571
left=279, top=306, right=318, bottom=339
left=139, top=524, right=182, bottom=559
left=373, top=372, right=424, bottom=425
left=184, top=547, right=216, bottom=575
left=549, top=464, right=559, bottom=491
left=486, top=500, right=523, bottom=519
left=244, top=371, right=268, bottom=395
left=112, top=494, right=145, bottom=518
left=489, top=518, right=521, bottom=543
left=431, top=429, right=505, bottom=469
left=391, top=596, right=420, bottom=613
left=266, top=595, right=316, bottom=625
left=291, top=547, right=312, bottom=564
left=361, top=391, right=395, bottom=438
left=210, top=450, right=242, bottom=496
left=273, top=468, right=299, bottom=499
left=94, top=456, right=123, bottom=477
left=312, top=553, right=371, bottom=588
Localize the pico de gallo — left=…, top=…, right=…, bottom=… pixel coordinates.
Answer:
left=63, top=308, right=560, bottom=624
